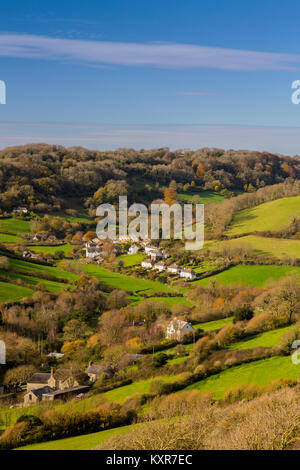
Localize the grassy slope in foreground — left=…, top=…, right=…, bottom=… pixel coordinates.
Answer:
left=16, top=423, right=142, bottom=450
left=194, top=265, right=300, bottom=287
left=228, top=196, right=300, bottom=236
left=185, top=356, right=300, bottom=398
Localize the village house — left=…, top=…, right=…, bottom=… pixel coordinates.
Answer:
left=85, top=362, right=114, bottom=382
left=128, top=244, right=139, bottom=255
left=24, top=386, right=54, bottom=405
left=22, top=250, right=38, bottom=260
left=47, top=352, right=64, bottom=359
left=53, top=368, right=82, bottom=390
left=42, top=385, right=90, bottom=402
left=91, top=238, right=102, bottom=246
left=167, top=264, right=181, bottom=275
left=32, top=233, right=48, bottom=242
left=46, top=235, right=59, bottom=243
left=119, top=235, right=140, bottom=242
left=180, top=268, right=197, bottom=280
left=141, top=258, right=154, bottom=269
left=165, top=318, right=195, bottom=340
left=148, top=248, right=163, bottom=261
left=12, top=206, right=28, bottom=215
left=85, top=243, right=101, bottom=259
left=144, top=245, right=157, bottom=255
left=153, top=261, right=167, bottom=272
left=26, top=369, right=56, bottom=392
left=24, top=385, right=90, bottom=405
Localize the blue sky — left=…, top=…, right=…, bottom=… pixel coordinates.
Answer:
left=1, top=0, right=300, bottom=153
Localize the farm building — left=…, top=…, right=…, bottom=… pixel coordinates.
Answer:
left=85, top=243, right=101, bottom=259
left=24, top=386, right=54, bottom=405
left=85, top=362, right=114, bottom=382
left=12, top=206, right=28, bottom=215
left=141, top=259, right=154, bottom=269
left=22, top=250, right=38, bottom=259
left=42, top=385, right=90, bottom=401
left=128, top=244, right=139, bottom=255
left=180, top=268, right=197, bottom=280
left=167, top=264, right=181, bottom=275
left=26, top=369, right=56, bottom=392
left=166, top=318, right=194, bottom=340
left=153, top=261, right=167, bottom=272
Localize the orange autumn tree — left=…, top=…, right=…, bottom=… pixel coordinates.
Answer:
left=164, top=187, right=177, bottom=206
left=83, top=231, right=97, bottom=241
left=196, top=163, right=206, bottom=180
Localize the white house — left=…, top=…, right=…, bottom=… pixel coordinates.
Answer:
left=141, top=259, right=153, bottom=269
left=128, top=244, right=139, bottom=255
left=145, top=245, right=158, bottom=254
left=166, top=318, right=194, bottom=340
left=13, top=206, right=28, bottom=215
left=85, top=243, right=101, bottom=259
left=148, top=248, right=163, bottom=261
left=167, top=264, right=181, bottom=275
left=22, top=250, right=38, bottom=260
left=33, top=233, right=48, bottom=242
left=180, top=269, right=197, bottom=280
left=153, top=261, right=167, bottom=272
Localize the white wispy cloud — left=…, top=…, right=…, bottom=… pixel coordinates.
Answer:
left=0, top=33, right=299, bottom=70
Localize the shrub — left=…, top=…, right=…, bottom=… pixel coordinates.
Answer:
left=233, top=305, right=254, bottom=323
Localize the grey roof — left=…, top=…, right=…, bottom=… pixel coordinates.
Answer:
left=27, top=373, right=51, bottom=384
left=42, top=385, right=90, bottom=397
left=30, top=386, right=54, bottom=397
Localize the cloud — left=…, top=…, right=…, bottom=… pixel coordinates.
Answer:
left=0, top=33, right=299, bottom=70
left=0, top=122, right=300, bottom=154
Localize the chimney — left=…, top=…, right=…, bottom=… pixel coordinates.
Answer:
left=50, top=367, right=54, bottom=377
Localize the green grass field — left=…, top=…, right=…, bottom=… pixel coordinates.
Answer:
left=212, top=235, right=300, bottom=259
left=0, top=233, right=23, bottom=243
left=194, top=265, right=300, bottom=287
left=117, top=253, right=146, bottom=267
left=29, top=244, right=74, bottom=256
left=177, top=190, right=225, bottom=204
left=16, top=423, right=142, bottom=450
left=0, top=280, right=34, bottom=301
left=0, top=269, right=68, bottom=293
left=228, top=196, right=300, bottom=236
left=131, top=296, right=192, bottom=307
left=0, top=218, right=31, bottom=234
left=9, top=257, right=78, bottom=282
left=84, top=264, right=175, bottom=294
left=228, top=325, right=293, bottom=350
left=101, top=374, right=183, bottom=404
left=185, top=355, right=300, bottom=398
left=47, top=208, right=92, bottom=225
left=194, top=316, right=233, bottom=331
